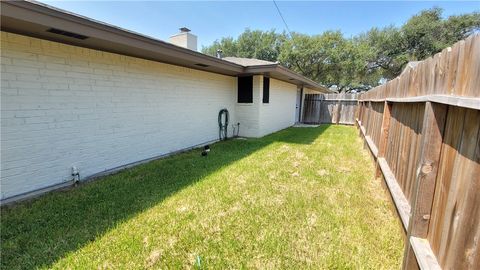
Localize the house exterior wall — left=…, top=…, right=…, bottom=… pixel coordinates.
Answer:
left=1, top=32, right=302, bottom=201
left=0, top=32, right=237, bottom=200
left=235, top=76, right=297, bottom=138
left=235, top=75, right=262, bottom=137
left=259, top=78, right=298, bottom=136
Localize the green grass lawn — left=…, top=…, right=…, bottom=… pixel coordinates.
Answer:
left=1, top=125, right=403, bottom=269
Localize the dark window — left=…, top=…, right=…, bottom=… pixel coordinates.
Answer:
left=238, top=76, right=253, bottom=103
left=263, top=77, right=270, bottom=103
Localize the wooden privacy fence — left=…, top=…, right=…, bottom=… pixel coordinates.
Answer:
left=357, top=34, right=479, bottom=270
left=302, top=93, right=358, bottom=124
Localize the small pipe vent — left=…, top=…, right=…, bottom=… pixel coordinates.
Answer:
left=216, top=49, right=223, bottom=59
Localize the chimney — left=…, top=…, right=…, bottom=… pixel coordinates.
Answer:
left=169, top=27, right=197, bottom=51
left=216, top=49, right=223, bottom=59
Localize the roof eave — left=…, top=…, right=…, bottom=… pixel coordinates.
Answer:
left=1, top=0, right=332, bottom=92
left=1, top=0, right=244, bottom=75
left=244, top=65, right=330, bottom=93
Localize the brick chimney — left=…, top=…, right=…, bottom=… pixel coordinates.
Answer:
left=169, top=27, right=197, bottom=51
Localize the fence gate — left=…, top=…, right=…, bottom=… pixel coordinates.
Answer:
left=302, top=93, right=359, bottom=125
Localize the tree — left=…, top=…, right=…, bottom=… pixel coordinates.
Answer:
left=202, top=37, right=238, bottom=58
left=443, top=11, right=480, bottom=42
left=279, top=31, right=380, bottom=92
left=202, top=7, right=480, bottom=91
left=363, top=8, right=480, bottom=80
left=356, top=26, right=410, bottom=79
left=279, top=31, right=370, bottom=92
left=236, top=29, right=286, bottom=61
left=201, top=29, right=286, bottom=62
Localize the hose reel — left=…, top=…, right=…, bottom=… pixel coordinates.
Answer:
left=218, top=109, right=229, bottom=141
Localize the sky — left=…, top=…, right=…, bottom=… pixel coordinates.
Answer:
left=42, top=1, right=480, bottom=49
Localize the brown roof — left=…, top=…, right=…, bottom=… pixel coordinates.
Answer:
left=223, top=57, right=277, bottom=66
left=0, top=0, right=329, bottom=92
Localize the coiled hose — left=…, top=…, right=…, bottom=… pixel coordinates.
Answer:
left=218, top=109, right=229, bottom=141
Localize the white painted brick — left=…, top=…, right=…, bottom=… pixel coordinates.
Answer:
left=0, top=80, right=10, bottom=89
left=10, top=81, right=40, bottom=89
left=1, top=110, right=16, bottom=119
left=14, top=110, right=46, bottom=118
left=46, top=63, right=71, bottom=71
left=1, top=57, right=12, bottom=65
left=24, top=116, right=55, bottom=124
left=71, top=66, right=93, bottom=73
left=1, top=118, right=26, bottom=126
left=5, top=65, right=39, bottom=75
left=48, top=90, right=72, bottom=96
left=16, top=74, right=49, bottom=83
left=69, top=84, right=92, bottom=91
left=93, top=68, right=113, bottom=75
left=18, top=89, right=49, bottom=96
left=38, top=55, right=66, bottom=64
left=0, top=31, right=299, bottom=200
left=259, top=78, right=298, bottom=136
left=12, top=58, right=45, bottom=68
left=0, top=32, right=237, bottom=199
left=2, top=50, right=38, bottom=61
left=5, top=33, right=30, bottom=44
left=39, top=69, right=65, bottom=77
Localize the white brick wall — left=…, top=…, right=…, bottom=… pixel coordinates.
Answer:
left=259, top=78, right=298, bottom=137
left=1, top=32, right=301, bottom=200
left=1, top=32, right=237, bottom=199
left=235, top=76, right=298, bottom=138
left=235, top=75, right=262, bottom=137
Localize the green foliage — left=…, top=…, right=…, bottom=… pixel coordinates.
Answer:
left=356, top=26, right=410, bottom=79
left=279, top=31, right=368, bottom=91
left=202, top=8, right=480, bottom=92
left=202, top=29, right=287, bottom=62
left=361, top=7, right=480, bottom=82
left=202, top=36, right=239, bottom=58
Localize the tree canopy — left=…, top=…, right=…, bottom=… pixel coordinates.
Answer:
left=202, top=8, right=480, bottom=92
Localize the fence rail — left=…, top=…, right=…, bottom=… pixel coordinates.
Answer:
left=302, top=93, right=358, bottom=124
left=357, top=33, right=479, bottom=270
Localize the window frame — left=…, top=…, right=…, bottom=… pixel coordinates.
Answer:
left=262, top=77, right=270, bottom=104
left=237, top=76, right=253, bottom=103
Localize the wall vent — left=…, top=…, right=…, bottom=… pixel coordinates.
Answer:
left=47, top=28, right=88, bottom=40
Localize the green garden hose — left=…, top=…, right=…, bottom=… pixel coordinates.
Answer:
left=218, top=109, right=229, bottom=141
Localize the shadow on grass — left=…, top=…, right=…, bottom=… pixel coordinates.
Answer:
left=280, top=125, right=332, bottom=145
left=0, top=125, right=329, bottom=269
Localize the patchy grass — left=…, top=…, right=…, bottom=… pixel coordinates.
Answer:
left=1, top=125, right=403, bottom=269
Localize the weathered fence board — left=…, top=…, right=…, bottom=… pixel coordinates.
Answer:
left=427, top=107, right=480, bottom=269
left=302, top=93, right=358, bottom=124
left=357, top=33, right=480, bottom=270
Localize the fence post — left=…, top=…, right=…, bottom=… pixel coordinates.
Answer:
left=336, top=99, right=342, bottom=124
left=356, top=97, right=361, bottom=122
left=358, top=101, right=364, bottom=137
left=304, top=95, right=310, bottom=123
left=402, top=102, right=448, bottom=269
left=317, top=95, right=322, bottom=124
left=375, top=101, right=392, bottom=177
